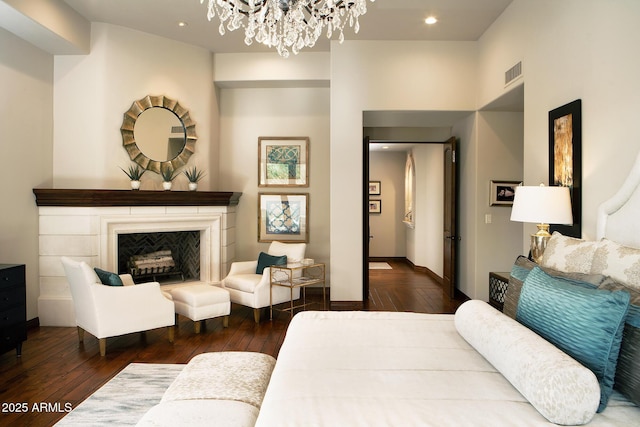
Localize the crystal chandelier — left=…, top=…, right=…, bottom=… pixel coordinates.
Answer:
left=201, top=0, right=375, bottom=58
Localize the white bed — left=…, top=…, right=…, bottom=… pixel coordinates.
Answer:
left=256, top=154, right=640, bottom=427
left=257, top=311, right=638, bottom=426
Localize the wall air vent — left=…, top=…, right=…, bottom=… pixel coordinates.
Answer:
left=505, top=61, right=522, bottom=86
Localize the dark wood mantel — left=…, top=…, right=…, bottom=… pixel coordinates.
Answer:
left=33, top=188, right=242, bottom=207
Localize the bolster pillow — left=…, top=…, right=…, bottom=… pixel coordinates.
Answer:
left=454, top=300, right=600, bottom=426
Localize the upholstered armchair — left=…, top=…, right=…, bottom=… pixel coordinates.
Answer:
left=222, top=241, right=306, bottom=323
left=60, top=256, right=175, bottom=356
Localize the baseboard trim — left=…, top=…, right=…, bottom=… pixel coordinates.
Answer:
left=455, top=289, right=471, bottom=302
left=27, top=317, right=40, bottom=330
left=330, top=301, right=364, bottom=311
left=403, top=258, right=443, bottom=284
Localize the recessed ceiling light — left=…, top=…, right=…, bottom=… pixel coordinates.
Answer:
left=425, top=16, right=438, bottom=25
left=177, top=21, right=188, bottom=27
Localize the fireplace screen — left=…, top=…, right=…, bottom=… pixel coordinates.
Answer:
left=118, top=231, right=200, bottom=283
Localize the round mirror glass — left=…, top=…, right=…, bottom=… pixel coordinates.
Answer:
left=121, top=95, right=197, bottom=174
left=133, top=107, right=185, bottom=162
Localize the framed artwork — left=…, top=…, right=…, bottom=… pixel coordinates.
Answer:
left=369, top=181, right=381, bottom=195
left=258, top=137, right=309, bottom=187
left=490, top=180, right=522, bottom=206
left=369, top=199, right=382, bottom=214
left=549, top=99, right=582, bottom=237
left=258, top=193, right=309, bottom=242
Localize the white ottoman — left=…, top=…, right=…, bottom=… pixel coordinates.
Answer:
left=171, top=284, right=230, bottom=333
left=137, top=352, right=275, bottom=427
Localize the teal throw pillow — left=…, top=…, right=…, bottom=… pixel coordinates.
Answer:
left=94, top=268, right=124, bottom=287
left=256, top=252, right=287, bottom=274
left=516, top=267, right=630, bottom=412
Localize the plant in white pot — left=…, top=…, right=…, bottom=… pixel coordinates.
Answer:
left=184, top=166, right=206, bottom=191
left=160, top=168, right=178, bottom=191
left=121, top=164, right=146, bottom=190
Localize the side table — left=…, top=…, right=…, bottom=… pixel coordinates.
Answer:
left=489, top=271, right=510, bottom=312
left=270, top=263, right=326, bottom=320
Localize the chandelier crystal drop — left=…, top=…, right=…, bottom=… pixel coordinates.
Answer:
left=201, top=0, right=375, bottom=58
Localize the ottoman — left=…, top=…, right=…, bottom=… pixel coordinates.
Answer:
left=137, top=352, right=276, bottom=427
left=171, top=284, right=230, bottom=333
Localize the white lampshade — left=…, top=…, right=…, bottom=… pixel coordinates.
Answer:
left=510, top=185, right=573, bottom=225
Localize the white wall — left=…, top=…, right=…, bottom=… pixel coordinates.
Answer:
left=0, top=27, right=53, bottom=320
left=53, top=23, right=217, bottom=191
left=217, top=87, right=330, bottom=274
left=368, top=151, right=406, bottom=258
left=474, top=111, right=524, bottom=300
left=8, top=0, right=640, bottom=319
left=479, top=0, right=640, bottom=248
left=330, top=41, right=478, bottom=301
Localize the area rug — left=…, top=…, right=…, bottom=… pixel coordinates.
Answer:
left=55, top=363, right=184, bottom=426
left=369, top=262, right=392, bottom=270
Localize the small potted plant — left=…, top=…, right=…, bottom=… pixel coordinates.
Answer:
left=160, top=168, right=178, bottom=191
left=184, top=166, right=206, bottom=191
left=121, top=164, right=146, bottom=190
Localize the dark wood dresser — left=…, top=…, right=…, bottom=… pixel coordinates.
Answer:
left=0, top=264, right=27, bottom=356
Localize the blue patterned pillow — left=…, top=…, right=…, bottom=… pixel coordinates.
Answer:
left=516, top=267, right=630, bottom=412
left=94, top=268, right=124, bottom=286
left=256, top=252, right=287, bottom=274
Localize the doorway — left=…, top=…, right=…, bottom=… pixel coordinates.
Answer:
left=363, top=136, right=458, bottom=301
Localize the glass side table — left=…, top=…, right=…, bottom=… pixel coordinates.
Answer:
left=270, top=262, right=326, bottom=320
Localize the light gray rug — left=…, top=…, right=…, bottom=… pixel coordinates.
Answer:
left=55, top=363, right=184, bottom=426
left=369, top=262, right=392, bottom=270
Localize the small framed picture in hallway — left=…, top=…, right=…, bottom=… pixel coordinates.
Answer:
left=369, top=199, right=382, bottom=214
left=369, top=181, right=381, bottom=195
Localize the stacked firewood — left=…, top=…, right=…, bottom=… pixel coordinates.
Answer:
left=128, top=250, right=175, bottom=276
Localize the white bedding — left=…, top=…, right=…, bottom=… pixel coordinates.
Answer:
left=255, top=310, right=640, bottom=427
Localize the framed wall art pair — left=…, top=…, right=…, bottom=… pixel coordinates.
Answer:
left=257, top=137, right=310, bottom=242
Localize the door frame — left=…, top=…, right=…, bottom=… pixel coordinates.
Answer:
left=363, top=138, right=458, bottom=301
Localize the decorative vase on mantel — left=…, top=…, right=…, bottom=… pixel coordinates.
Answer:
left=160, top=169, right=178, bottom=192
left=184, top=166, right=206, bottom=192
left=121, top=164, right=146, bottom=191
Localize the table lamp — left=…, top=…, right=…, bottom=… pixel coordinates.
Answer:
left=510, top=184, right=573, bottom=263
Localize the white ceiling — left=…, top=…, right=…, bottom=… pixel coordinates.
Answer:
left=63, top=0, right=514, bottom=54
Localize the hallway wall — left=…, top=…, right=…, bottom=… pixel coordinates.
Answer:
left=368, top=151, right=406, bottom=258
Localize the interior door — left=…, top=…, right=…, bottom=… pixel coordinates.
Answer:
left=362, top=136, right=370, bottom=301
left=443, top=137, right=458, bottom=299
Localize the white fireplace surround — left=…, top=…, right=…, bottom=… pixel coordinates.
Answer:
left=36, top=205, right=236, bottom=327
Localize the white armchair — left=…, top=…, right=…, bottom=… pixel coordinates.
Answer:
left=60, top=256, right=175, bottom=356
left=222, top=241, right=306, bottom=323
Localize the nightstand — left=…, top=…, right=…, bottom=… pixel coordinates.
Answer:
left=489, top=271, right=510, bottom=312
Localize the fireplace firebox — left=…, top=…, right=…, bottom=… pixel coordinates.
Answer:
left=118, top=231, right=200, bottom=283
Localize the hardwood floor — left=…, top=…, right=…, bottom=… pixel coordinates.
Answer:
left=0, top=259, right=465, bottom=426
left=366, top=259, right=464, bottom=313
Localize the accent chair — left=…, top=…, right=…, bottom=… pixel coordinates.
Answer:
left=222, top=241, right=306, bottom=323
left=60, top=256, right=175, bottom=356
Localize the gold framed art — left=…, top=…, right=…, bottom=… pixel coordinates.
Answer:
left=258, top=193, right=309, bottom=243
left=258, top=137, right=309, bottom=187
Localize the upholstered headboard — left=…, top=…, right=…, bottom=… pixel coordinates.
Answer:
left=596, top=151, right=640, bottom=248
